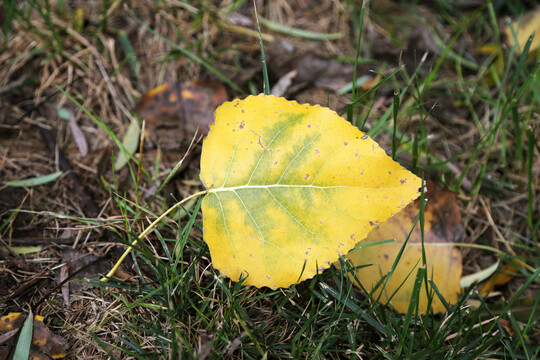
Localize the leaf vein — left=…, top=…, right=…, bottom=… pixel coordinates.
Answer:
left=266, top=188, right=317, bottom=235
left=310, top=144, right=343, bottom=185
left=320, top=188, right=364, bottom=221
left=246, top=122, right=291, bottom=185
left=214, top=193, right=247, bottom=274
left=233, top=191, right=295, bottom=262
left=221, top=140, right=239, bottom=187
left=277, top=131, right=321, bottom=184
left=209, top=184, right=411, bottom=193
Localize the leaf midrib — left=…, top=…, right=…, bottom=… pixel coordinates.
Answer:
left=207, top=184, right=408, bottom=193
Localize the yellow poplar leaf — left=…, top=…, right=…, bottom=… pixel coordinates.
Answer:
left=345, top=181, right=463, bottom=313
left=200, top=94, right=422, bottom=289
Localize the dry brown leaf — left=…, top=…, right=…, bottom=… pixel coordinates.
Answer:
left=0, top=312, right=68, bottom=359
left=56, top=249, right=110, bottom=306
left=136, top=80, right=228, bottom=149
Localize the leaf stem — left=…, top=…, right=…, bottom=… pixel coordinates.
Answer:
left=100, top=189, right=208, bottom=282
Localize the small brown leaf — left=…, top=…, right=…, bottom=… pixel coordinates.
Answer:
left=56, top=249, right=110, bottom=293
left=31, top=316, right=68, bottom=359
left=136, top=80, right=228, bottom=148
left=0, top=312, right=27, bottom=333
left=0, top=312, right=68, bottom=359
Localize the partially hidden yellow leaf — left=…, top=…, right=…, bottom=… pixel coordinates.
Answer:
left=475, top=43, right=505, bottom=87
left=477, top=44, right=501, bottom=55
left=200, top=94, right=422, bottom=289
left=345, top=181, right=463, bottom=313
left=479, top=260, right=522, bottom=296
left=505, top=8, right=540, bottom=53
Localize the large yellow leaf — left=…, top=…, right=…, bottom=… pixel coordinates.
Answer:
left=200, top=94, right=422, bottom=288
left=345, top=181, right=463, bottom=313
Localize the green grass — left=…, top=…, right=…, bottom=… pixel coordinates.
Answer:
left=88, top=3, right=538, bottom=358
left=2, top=0, right=539, bottom=358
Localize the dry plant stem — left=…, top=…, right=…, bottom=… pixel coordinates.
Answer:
left=479, top=197, right=516, bottom=256
left=454, top=242, right=535, bottom=273
left=100, top=189, right=208, bottom=282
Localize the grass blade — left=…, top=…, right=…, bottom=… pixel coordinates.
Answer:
left=253, top=0, right=270, bottom=95
left=4, top=171, right=62, bottom=187
left=13, top=311, right=33, bottom=360
left=116, top=29, right=140, bottom=79
left=258, top=16, right=343, bottom=40
left=114, top=120, right=140, bottom=171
